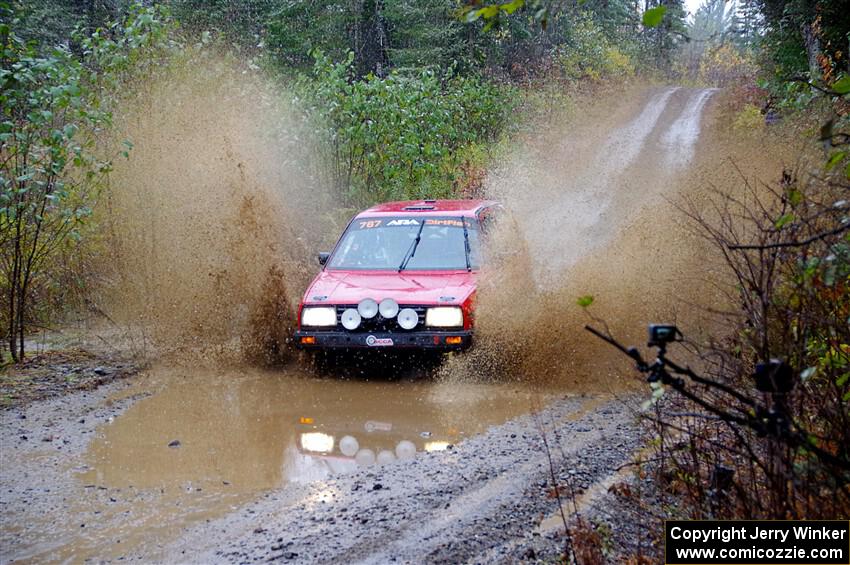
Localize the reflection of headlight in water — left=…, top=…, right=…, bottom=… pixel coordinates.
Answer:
left=395, top=440, right=416, bottom=460
left=339, top=435, right=359, bottom=457
left=300, top=432, right=334, bottom=453
left=355, top=449, right=376, bottom=466
left=424, top=441, right=450, bottom=452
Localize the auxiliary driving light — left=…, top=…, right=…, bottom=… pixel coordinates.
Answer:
left=341, top=308, right=361, bottom=330
left=395, top=440, right=416, bottom=460
left=379, top=298, right=399, bottom=318
left=355, top=448, right=376, bottom=467
left=357, top=298, right=379, bottom=319
left=339, top=435, right=359, bottom=457
left=397, top=308, right=419, bottom=330
left=300, top=306, right=336, bottom=327
left=425, top=306, right=463, bottom=328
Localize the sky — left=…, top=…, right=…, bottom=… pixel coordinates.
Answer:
left=684, top=0, right=708, bottom=21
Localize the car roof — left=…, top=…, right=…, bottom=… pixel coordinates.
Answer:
left=356, top=199, right=498, bottom=218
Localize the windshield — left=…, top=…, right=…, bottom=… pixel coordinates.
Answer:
left=327, top=216, right=480, bottom=271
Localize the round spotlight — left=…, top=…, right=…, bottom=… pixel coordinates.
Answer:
left=379, top=298, right=399, bottom=319
left=377, top=450, right=396, bottom=465
left=355, top=448, right=376, bottom=467
left=395, top=440, right=416, bottom=460
left=339, top=435, right=359, bottom=457
left=397, top=308, right=419, bottom=330
left=357, top=298, right=378, bottom=319
left=341, top=308, right=361, bottom=330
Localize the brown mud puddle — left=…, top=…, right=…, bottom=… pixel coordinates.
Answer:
left=10, top=365, right=552, bottom=563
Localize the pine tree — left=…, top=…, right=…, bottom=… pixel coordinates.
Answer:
left=734, top=0, right=761, bottom=50
left=383, top=0, right=465, bottom=70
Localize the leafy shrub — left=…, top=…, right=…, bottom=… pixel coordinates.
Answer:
left=0, top=3, right=178, bottom=359
left=602, top=46, right=635, bottom=77
left=731, top=103, right=764, bottom=132
left=294, top=51, right=515, bottom=206
left=556, top=13, right=635, bottom=82
left=698, top=43, right=758, bottom=87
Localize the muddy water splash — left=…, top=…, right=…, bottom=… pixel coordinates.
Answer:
left=506, top=86, right=681, bottom=276
left=99, top=59, right=326, bottom=363
left=443, top=87, right=732, bottom=389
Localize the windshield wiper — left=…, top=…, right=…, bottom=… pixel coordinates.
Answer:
left=398, top=220, right=426, bottom=272
left=462, top=216, right=472, bottom=272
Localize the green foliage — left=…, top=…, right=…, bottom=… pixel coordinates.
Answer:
left=833, top=76, right=850, bottom=95
left=463, top=0, right=528, bottom=32
left=7, top=0, right=128, bottom=51
left=0, top=3, right=177, bottom=359
left=383, top=0, right=472, bottom=71
left=164, top=0, right=273, bottom=38
left=295, top=51, right=514, bottom=206
left=757, top=0, right=850, bottom=82
left=731, top=103, right=764, bottom=132
left=556, top=12, right=636, bottom=81
left=641, top=6, right=666, bottom=28
left=265, top=1, right=356, bottom=70
left=733, top=0, right=762, bottom=51
left=264, top=0, right=500, bottom=76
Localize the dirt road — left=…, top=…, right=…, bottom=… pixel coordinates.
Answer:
left=0, top=366, right=642, bottom=563
left=2, top=85, right=742, bottom=563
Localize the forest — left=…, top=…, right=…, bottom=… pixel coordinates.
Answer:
left=1, top=0, right=849, bottom=561
left=3, top=0, right=846, bottom=356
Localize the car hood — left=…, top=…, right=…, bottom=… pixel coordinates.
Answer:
left=304, top=270, right=476, bottom=306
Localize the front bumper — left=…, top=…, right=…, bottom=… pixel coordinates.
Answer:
left=294, top=330, right=472, bottom=351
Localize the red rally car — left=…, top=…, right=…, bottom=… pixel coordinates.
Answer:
left=295, top=199, right=500, bottom=351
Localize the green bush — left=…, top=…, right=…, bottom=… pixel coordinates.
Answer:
left=731, top=103, right=764, bottom=133
left=0, top=3, right=178, bottom=359
left=294, top=52, right=515, bottom=206
left=556, top=13, right=635, bottom=81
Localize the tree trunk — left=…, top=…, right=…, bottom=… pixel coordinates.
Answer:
left=356, top=0, right=389, bottom=77
left=7, top=284, right=17, bottom=362
left=801, top=21, right=822, bottom=79
left=17, top=286, right=25, bottom=361
left=8, top=222, right=22, bottom=362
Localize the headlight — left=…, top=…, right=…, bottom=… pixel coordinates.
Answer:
left=301, top=306, right=336, bottom=327
left=300, top=432, right=334, bottom=453
left=425, top=306, right=463, bottom=327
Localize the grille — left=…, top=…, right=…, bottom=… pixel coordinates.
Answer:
left=334, top=304, right=429, bottom=333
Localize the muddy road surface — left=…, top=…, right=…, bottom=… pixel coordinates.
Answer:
left=1, top=366, right=640, bottom=563
left=1, top=367, right=568, bottom=562
left=1, top=85, right=774, bottom=563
